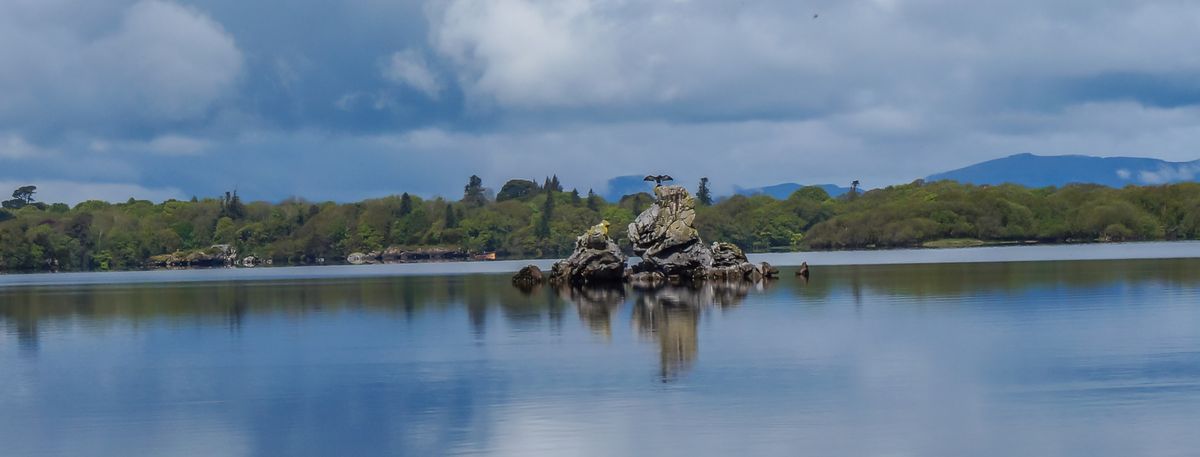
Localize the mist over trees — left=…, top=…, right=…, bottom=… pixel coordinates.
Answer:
left=2, top=178, right=1200, bottom=272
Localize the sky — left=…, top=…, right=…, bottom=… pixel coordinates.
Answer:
left=2, top=0, right=1199, bottom=204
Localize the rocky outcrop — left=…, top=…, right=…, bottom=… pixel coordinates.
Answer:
left=514, top=184, right=794, bottom=290
left=548, top=221, right=628, bottom=285
left=628, top=186, right=712, bottom=278
left=380, top=246, right=469, bottom=262
left=146, top=245, right=239, bottom=269
left=347, top=252, right=381, bottom=265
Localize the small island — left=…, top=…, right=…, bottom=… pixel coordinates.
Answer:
left=514, top=184, right=779, bottom=288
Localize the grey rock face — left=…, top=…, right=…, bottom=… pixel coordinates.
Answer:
left=549, top=221, right=629, bottom=285
left=628, top=186, right=712, bottom=277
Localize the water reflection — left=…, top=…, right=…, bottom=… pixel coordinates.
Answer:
left=559, top=285, right=625, bottom=340
left=5, top=258, right=1200, bottom=359
left=633, top=291, right=699, bottom=381
left=4, top=258, right=1200, bottom=456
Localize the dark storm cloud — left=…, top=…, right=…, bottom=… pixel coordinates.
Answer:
left=1, top=0, right=1199, bottom=203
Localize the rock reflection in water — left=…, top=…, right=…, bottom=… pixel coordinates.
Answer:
left=558, top=285, right=625, bottom=340
left=557, top=280, right=757, bottom=381
left=633, top=282, right=752, bottom=381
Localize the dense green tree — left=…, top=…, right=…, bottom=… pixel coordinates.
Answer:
left=536, top=192, right=555, bottom=239
left=444, top=202, right=458, bottom=228
left=497, top=179, right=539, bottom=201
left=2, top=185, right=37, bottom=209
left=4, top=180, right=1200, bottom=273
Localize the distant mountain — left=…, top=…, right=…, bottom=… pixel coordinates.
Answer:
left=602, top=175, right=656, bottom=202
left=603, top=175, right=852, bottom=202
left=734, top=183, right=850, bottom=199
left=927, top=153, right=1200, bottom=188
left=601, top=153, right=1198, bottom=203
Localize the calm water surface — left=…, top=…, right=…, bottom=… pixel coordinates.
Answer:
left=2, top=245, right=1200, bottom=456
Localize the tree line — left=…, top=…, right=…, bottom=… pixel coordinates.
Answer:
left=2, top=178, right=1199, bottom=272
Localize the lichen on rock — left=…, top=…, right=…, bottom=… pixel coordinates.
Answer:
left=548, top=220, right=628, bottom=285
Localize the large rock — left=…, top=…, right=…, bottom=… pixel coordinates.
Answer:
left=549, top=221, right=628, bottom=285
left=628, top=186, right=713, bottom=278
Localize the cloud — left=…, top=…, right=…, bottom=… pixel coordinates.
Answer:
left=382, top=48, right=442, bottom=98
left=3, top=0, right=1200, bottom=202
left=0, top=0, right=242, bottom=135
left=135, top=135, right=212, bottom=156
left=0, top=133, right=57, bottom=159
left=1137, top=164, right=1200, bottom=185
left=431, top=0, right=633, bottom=108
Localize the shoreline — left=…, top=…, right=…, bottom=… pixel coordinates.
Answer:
left=0, top=237, right=1184, bottom=275
left=2, top=240, right=1200, bottom=287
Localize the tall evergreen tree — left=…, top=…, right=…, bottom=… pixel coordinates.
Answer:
left=586, top=189, right=600, bottom=211
left=570, top=188, right=581, bottom=205
left=536, top=193, right=554, bottom=238
left=462, top=175, right=487, bottom=206
left=444, top=202, right=457, bottom=228
left=550, top=175, right=563, bottom=192
left=399, top=193, right=413, bottom=216
left=220, top=190, right=246, bottom=220
left=697, top=177, right=713, bottom=206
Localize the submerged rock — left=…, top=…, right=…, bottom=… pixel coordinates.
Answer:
left=549, top=220, right=628, bottom=285
left=512, top=264, right=545, bottom=291
left=629, top=271, right=666, bottom=289
left=628, top=186, right=712, bottom=278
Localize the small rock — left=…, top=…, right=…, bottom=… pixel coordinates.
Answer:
left=347, top=252, right=368, bottom=265
left=760, top=262, right=779, bottom=279
left=512, top=265, right=545, bottom=286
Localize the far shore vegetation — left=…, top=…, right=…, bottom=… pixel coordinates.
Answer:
left=2, top=177, right=1200, bottom=273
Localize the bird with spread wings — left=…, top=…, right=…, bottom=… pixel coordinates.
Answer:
left=644, top=174, right=674, bottom=186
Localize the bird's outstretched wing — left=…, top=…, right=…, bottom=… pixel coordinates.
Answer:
left=662, top=175, right=674, bottom=181
left=644, top=175, right=656, bottom=182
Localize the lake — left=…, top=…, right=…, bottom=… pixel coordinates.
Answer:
left=3, top=242, right=1200, bottom=456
